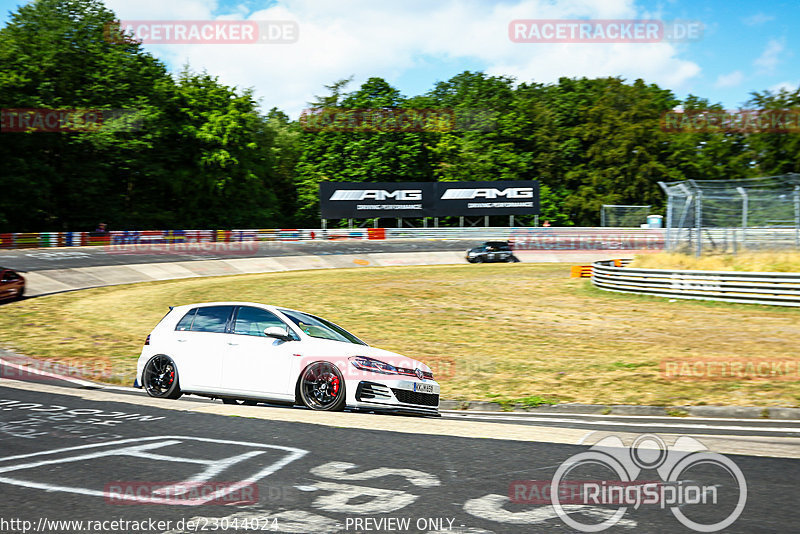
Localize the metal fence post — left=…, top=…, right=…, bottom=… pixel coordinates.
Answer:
left=695, top=190, right=703, bottom=257
left=795, top=186, right=800, bottom=249
left=736, top=186, right=748, bottom=250
left=658, top=182, right=671, bottom=251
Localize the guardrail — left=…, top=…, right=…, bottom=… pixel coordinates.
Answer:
left=0, top=227, right=665, bottom=251
left=592, top=260, right=800, bottom=307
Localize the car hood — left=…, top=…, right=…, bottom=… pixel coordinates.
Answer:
left=300, top=338, right=432, bottom=373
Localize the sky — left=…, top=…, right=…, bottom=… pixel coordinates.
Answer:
left=1, top=0, right=798, bottom=117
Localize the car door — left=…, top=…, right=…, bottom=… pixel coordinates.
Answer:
left=220, top=306, right=298, bottom=397
left=171, top=305, right=234, bottom=392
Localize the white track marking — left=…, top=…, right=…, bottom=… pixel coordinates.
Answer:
left=443, top=413, right=800, bottom=433
left=463, top=493, right=636, bottom=528
left=442, top=409, right=799, bottom=424
left=310, top=481, right=418, bottom=514
left=310, top=461, right=440, bottom=487
left=0, top=436, right=307, bottom=505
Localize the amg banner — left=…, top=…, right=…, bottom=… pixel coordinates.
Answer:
left=319, top=181, right=539, bottom=218
left=435, top=180, right=540, bottom=216
left=318, top=182, right=435, bottom=218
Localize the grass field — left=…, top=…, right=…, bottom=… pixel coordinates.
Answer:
left=2, top=263, right=799, bottom=407
left=629, top=251, right=800, bottom=272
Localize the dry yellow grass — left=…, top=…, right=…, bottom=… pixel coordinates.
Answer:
left=629, top=251, right=800, bottom=272
left=1, top=263, right=799, bottom=407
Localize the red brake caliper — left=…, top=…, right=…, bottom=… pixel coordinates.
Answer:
left=330, top=375, right=340, bottom=396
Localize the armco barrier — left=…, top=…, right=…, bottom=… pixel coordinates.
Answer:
left=592, top=260, right=800, bottom=307
left=0, top=227, right=664, bottom=251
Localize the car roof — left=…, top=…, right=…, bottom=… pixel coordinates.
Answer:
left=169, top=302, right=304, bottom=314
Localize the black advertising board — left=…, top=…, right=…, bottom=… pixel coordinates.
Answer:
left=434, top=180, right=539, bottom=216
left=319, top=182, right=435, bottom=219
left=318, top=180, right=539, bottom=218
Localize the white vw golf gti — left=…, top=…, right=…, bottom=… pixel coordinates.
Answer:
left=135, top=302, right=440, bottom=415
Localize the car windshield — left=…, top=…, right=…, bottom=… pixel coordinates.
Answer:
left=279, top=309, right=367, bottom=345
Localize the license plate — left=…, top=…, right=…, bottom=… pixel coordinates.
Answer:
left=414, top=383, right=434, bottom=394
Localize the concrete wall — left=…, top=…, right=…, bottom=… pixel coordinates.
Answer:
left=23, top=250, right=627, bottom=297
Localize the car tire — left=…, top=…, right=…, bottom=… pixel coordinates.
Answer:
left=298, top=361, right=346, bottom=411
left=142, top=355, right=182, bottom=399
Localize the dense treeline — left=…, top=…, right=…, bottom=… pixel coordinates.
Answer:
left=1, top=0, right=799, bottom=232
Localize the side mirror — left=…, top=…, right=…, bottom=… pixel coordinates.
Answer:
left=264, top=326, right=293, bottom=341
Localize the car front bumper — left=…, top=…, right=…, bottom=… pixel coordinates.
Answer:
left=347, top=378, right=440, bottom=416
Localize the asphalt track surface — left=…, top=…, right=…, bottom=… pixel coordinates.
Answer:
left=2, top=245, right=799, bottom=532
left=0, top=240, right=481, bottom=272
left=0, top=373, right=799, bottom=533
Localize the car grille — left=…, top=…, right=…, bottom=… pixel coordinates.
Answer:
left=391, top=388, right=439, bottom=407
left=395, top=367, right=434, bottom=379
left=356, top=382, right=392, bottom=401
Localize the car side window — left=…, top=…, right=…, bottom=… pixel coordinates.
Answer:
left=190, top=306, right=233, bottom=333
left=233, top=307, right=286, bottom=337
left=175, top=308, right=197, bottom=331
left=1, top=271, right=17, bottom=282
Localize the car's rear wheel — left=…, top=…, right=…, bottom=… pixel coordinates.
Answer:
left=142, top=355, right=182, bottom=399
left=299, top=362, right=346, bottom=411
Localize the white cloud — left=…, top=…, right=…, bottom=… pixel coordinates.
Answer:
left=104, top=0, right=218, bottom=20
left=754, top=38, right=784, bottom=73
left=742, top=13, right=774, bottom=26
left=769, top=80, right=799, bottom=94
left=102, top=0, right=702, bottom=117
left=714, top=70, right=744, bottom=88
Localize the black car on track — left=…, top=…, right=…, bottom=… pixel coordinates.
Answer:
left=465, top=241, right=520, bottom=263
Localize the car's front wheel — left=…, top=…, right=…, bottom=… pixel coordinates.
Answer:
left=142, top=355, right=182, bottom=399
left=298, top=362, right=346, bottom=411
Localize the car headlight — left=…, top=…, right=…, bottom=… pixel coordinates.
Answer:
left=349, top=356, right=398, bottom=375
